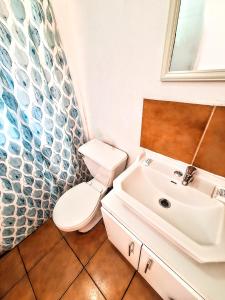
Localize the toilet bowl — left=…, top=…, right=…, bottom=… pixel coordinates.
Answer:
left=53, top=139, right=127, bottom=233
left=53, top=179, right=107, bottom=233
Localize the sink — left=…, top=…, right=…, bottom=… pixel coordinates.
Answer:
left=113, top=155, right=225, bottom=263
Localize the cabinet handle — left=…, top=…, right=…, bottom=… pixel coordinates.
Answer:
left=144, top=259, right=153, bottom=273
left=128, top=241, right=134, bottom=256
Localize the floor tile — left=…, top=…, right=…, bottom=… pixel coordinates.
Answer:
left=64, top=220, right=107, bottom=265
left=62, top=270, right=104, bottom=300
left=86, top=240, right=135, bottom=300
left=19, top=219, right=62, bottom=271
left=29, top=239, right=83, bottom=300
left=123, top=273, right=162, bottom=300
left=2, top=275, right=36, bottom=300
left=0, top=247, right=26, bottom=298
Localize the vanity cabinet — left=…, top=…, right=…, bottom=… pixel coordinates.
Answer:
left=102, top=208, right=142, bottom=269
left=102, top=207, right=204, bottom=300
left=139, top=245, right=202, bottom=300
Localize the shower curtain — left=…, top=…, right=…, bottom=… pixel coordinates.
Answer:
left=0, top=0, right=90, bottom=254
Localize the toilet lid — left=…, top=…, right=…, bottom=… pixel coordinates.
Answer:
left=53, top=182, right=101, bottom=231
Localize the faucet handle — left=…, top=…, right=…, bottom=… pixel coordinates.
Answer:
left=186, top=165, right=197, bottom=174
left=174, top=170, right=183, bottom=177
left=182, top=165, right=197, bottom=186
left=212, top=186, right=225, bottom=203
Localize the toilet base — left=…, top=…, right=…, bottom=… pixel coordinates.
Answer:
left=78, top=206, right=102, bottom=233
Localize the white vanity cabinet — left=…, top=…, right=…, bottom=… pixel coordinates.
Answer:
left=101, top=207, right=204, bottom=300
left=102, top=208, right=142, bottom=269
left=139, top=245, right=202, bottom=300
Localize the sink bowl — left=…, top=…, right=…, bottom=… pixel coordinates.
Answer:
left=114, top=155, right=225, bottom=263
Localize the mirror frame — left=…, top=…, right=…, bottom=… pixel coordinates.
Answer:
left=161, top=0, right=225, bottom=81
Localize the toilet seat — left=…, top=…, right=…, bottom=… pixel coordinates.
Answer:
left=53, top=182, right=101, bottom=232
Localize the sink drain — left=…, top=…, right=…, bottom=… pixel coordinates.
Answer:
left=159, top=198, right=171, bottom=208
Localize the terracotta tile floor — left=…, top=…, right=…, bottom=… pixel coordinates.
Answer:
left=0, top=219, right=161, bottom=300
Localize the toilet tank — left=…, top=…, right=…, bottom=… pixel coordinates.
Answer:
left=79, top=139, right=127, bottom=187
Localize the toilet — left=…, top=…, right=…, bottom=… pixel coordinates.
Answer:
left=53, top=139, right=127, bottom=233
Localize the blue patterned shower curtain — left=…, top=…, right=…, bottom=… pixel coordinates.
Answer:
left=0, top=0, right=90, bottom=254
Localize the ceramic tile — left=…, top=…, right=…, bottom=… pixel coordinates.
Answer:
left=64, top=220, right=107, bottom=265
left=123, top=273, right=162, bottom=300
left=19, top=219, right=62, bottom=271
left=194, top=106, right=225, bottom=177
left=2, top=276, right=35, bottom=300
left=62, top=270, right=104, bottom=300
left=141, top=99, right=213, bottom=163
left=29, top=239, right=82, bottom=300
left=0, top=247, right=26, bottom=298
left=86, top=240, right=135, bottom=300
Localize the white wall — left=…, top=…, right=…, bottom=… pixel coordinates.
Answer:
left=52, top=0, right=225, bottom=163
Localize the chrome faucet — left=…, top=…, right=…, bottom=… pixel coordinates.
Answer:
left=182, top=165, right=197, bottom=186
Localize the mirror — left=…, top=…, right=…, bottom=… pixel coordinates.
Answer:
left=161, top=0, right=225, bottom=81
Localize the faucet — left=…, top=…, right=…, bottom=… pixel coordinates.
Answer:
left=182, top=165, right=197, bottom=186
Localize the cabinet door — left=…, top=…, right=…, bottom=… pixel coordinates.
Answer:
left=139, top=245, right=203, bottom=300
left=102, top=208, right=142, bottom=269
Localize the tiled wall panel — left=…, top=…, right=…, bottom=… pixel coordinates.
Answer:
left=141, top=99, right=225, bottom=177
left=141, top=100, right=212, bottom=163
left=194, top=106, right=225, bottom=177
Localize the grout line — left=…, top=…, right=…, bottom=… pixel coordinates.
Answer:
left=59, top=235, right=87, bottom=299
left=191, top=106, right=216, bottom=165
left=58, top=267, right=84, bottom=300
left=21, top=231, right=84, bottom=300
left=0, top=248, right=29, bottom=299
left=84, top=239, right=135, bottom=300
left=22, top=236, right=63, bottom=274
left=83, top=237, right=108, bottom=267
left=19, top=227, right=83, bottom=300
left=58, top=233, right=104, bottom=300
left=59, top=229, right=108, bottom=299
left=59, top=229, right=107, bottom=299
left=17, top=246, right=38, bottom=300
left=62, top=235, right=84, bottom=266
left=121, top=270, right=137, bottom=300
left=62, top=229, right=108, bottom=268
left=84, top=268, right=107, bottom=300
left=0, top=222, right=62, bottom=299
left=1, top=221, right=108, bottom=300
left=0, top=274, right=28, bottom=299
left=16, top=219, right=63, bottom=274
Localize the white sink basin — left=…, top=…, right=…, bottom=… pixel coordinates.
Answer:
left=114, top=155, right=225, bottom=263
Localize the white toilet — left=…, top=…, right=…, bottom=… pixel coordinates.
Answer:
left=53, top=139, right=127, bottom=233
